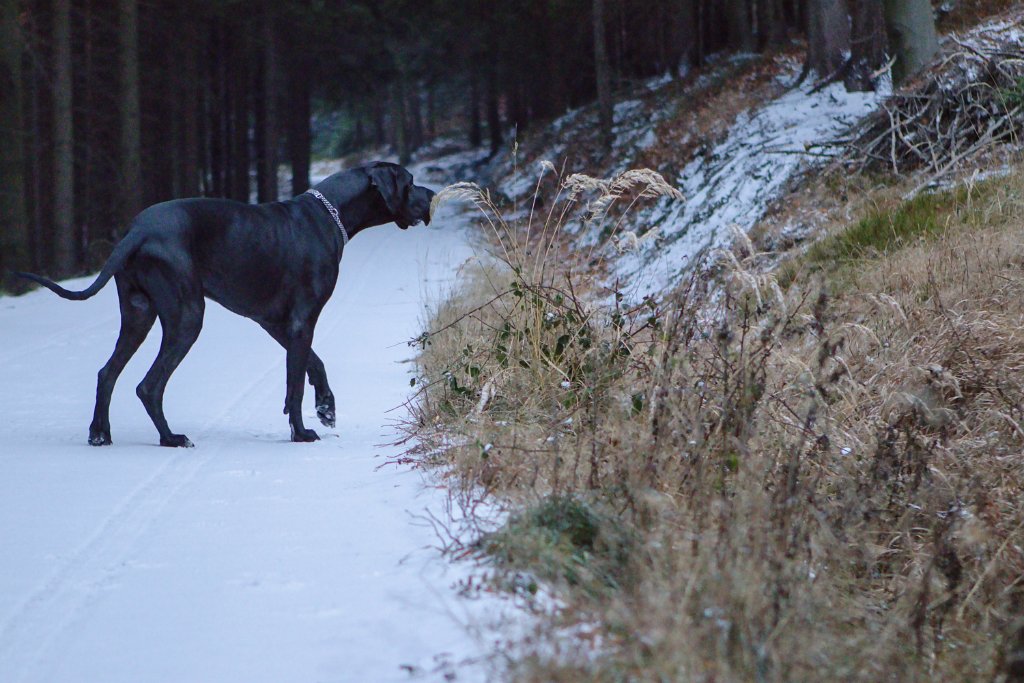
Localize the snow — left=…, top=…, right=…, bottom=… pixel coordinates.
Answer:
left=0, top=195, right=513, bottom=681
left=614, top=81, right=884, bottom=295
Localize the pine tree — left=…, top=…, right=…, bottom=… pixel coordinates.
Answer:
left=0, top=0, right=28, bottom=277
left=53, top=0, right=76, bottom=274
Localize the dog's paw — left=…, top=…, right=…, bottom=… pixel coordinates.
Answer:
left=160, top=434, right=194, bottom=448
left=290, top=426, right=320, bottom=443
left=88, top=431, right=112, bottom=446
left=316, top=404, right=336, bottom=428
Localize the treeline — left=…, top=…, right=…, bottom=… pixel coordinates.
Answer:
left=0, top=0, right=939, bottom=282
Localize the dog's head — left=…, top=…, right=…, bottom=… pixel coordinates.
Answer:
left=366, top=162, right=434, bottom=230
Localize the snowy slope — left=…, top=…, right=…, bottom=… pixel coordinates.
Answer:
left=0, top=202, right=506, bottom=682
left=482, top=68, right=884, bottom=296
left=615, top=81, right=883, bottom=293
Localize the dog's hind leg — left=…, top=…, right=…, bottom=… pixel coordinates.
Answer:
left=258, top=322, right=335, bottom=428
left=135, top=264, right=205, bottom=447
left=89, top=278, right=156, bottom=446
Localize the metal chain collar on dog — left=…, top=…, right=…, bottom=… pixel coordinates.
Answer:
left=305, top=189, right=350, bottom=247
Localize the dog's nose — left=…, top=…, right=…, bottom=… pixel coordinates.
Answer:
left=424, top=188, right=436, bottom=225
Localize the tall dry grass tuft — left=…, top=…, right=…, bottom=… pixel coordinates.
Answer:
left=409, top=165, right=1024, bottom=681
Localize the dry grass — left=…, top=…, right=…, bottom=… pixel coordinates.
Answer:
left=408, top=165, right=1024, bottom=681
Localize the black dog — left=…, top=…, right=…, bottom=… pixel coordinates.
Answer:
left=16, top=161, right=434, bottom=447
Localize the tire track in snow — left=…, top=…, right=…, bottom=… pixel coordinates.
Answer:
left=0, top=231, right=397, bottom=681
left=0, top=353, right=289, bottom=682
left=0, top=305, right=120, bottom=368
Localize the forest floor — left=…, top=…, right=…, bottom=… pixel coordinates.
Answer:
left=0, top=174, right=520, bottom=682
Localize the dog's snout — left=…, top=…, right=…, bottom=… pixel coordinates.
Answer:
left=420, top=187, right=435, bottom=226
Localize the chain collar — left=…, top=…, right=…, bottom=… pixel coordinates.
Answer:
left=305, top=189, right=349, bottom=247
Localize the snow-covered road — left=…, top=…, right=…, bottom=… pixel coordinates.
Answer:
left=0, top=211, right=498, bottom=682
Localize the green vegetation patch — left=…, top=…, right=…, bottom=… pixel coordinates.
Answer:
left=777, top=173, right=1017, bottom=289
left=999, top=75, right=1024, bottom=110
left=809, top=183, right=990, bottom=264
left=478, top=495, right=636, bottom=597
left=806, top=185, right=958, bottom=264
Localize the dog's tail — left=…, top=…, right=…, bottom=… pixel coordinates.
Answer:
left=15, top=232, right=143, bottom=301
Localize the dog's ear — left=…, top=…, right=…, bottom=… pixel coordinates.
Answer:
left=367, top=164, right=412, bottom=217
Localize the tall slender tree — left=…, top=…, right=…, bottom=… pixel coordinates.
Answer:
left=119, top=0, right=142, bottom=225
left=727, top=0, right=755, bottom=51
left=0, top=0, right=28, bottom=278
left=179, top=11, right=201, bottom=198
left=468, top=65, right=482, bottom=148
left=846, top=0, right=887, bottom=91
left=286, top=9, right=312, bottom=198
left=53, top=0, right=76, bottom=274
left=593, top=0, right=613, bottom=151
left=257, top=1, right=279, bottom=202
left=883, top=0, right=939, bottom=85
left=759, top=0, right=788, bottom=49
left=806, top=0, right=850, bottom=77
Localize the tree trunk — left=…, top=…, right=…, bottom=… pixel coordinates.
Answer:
left=53, top=0, right=76, bottom=274
left=806, top=0, right=850, bottom=77
left=230, top=49, right=250, bottom=202
left=287, top=58, right=311, bottom=196
left=846, top=0, right=888, bottom=91
left=29, top=60, right=45, bottom=270
left=468, top=65, right=482, bottom=147
left=485, top=63, right=502, bottom=155
left=883, top=0, right=939, bottom=85
left=372, top=96, right=385, bottom=147
left=393, top=76, right=410, bottom=165
left=727, top=0, right=755, bottom=51
left=119, top=0, right=142, bottom=226
left=121, top=0, right=145, bottom=224
left=758, top=0, right=787, bottom=49
left=0, top=0, right=28, bottom=277
left=593, top=0, right=613, bottom=151
left=694, top=0, right=705, bottom=66
left=509, top=78, right=527, bottom=135
left=426, top=82, right=436, bottom=139
left=408, top=80, right=424, bottom=152
left=257, top=3, right=278, bottom=203
left=180, top=15, right=201, bottom=197
left=208, top=24, right=225, bottom=197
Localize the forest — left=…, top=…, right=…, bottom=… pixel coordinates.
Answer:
left=0, top=0, right=940, bottom=282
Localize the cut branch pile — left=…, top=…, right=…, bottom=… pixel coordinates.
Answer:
left=844, top=19, right=1023, bottom=181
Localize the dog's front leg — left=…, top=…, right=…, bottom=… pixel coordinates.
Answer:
left=259, top=320, right=334, bottom=431
left=284, top=326, right=319, bottom=443
left=306, top=352, right=336, bottom=428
